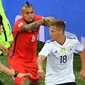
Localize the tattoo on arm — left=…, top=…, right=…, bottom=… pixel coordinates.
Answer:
left=21, top=19, right=44, bottom=32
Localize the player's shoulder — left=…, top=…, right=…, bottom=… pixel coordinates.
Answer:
left=67, top=36, right=79, bottom=44
left=14, top=18, right=25, bottom=27
left=46, top=40, right=55, bottom=43
left=15, top=18, right=24, bottom=23
left=34, top=14, right=43, bottom=21
left=65, top=32, right=77, bottom=40
left=44, top=40, right=54, bottom=49
left=67, top=35, right=77, bottom=40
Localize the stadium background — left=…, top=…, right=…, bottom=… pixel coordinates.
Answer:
left=2, top=0, right=85, bottom=47
left=0, top=0, right=85, bottom=85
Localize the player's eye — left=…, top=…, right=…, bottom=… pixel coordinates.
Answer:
left=26, top=12, right=29, bottom=14
left=31, top=12, right=34, bottom=14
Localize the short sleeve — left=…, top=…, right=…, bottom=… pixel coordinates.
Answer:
left=39, top=42, right=51, bottom=57
left=13, top=19, right=25, bottom=32
left=75, top=39, right=84, bottom=53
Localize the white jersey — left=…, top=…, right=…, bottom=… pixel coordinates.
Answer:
left=39, top=37, right=83, bottom=85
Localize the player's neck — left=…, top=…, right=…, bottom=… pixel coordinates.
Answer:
left=56, top=35, right=66, bottom=45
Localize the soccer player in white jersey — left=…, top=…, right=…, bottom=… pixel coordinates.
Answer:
left=37, top=20, right=85, bottom=85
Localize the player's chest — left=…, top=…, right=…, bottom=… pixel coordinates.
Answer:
left=51, top=43, right=76, bottom=56
left=15, top=32, right=38, bottom=43
left=49, top=44, right=76, bottom=64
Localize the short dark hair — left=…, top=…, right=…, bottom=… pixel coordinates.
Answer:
left=55, top=20, right=66, bottom=31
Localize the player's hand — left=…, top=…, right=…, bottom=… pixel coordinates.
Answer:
left=10, top=68, right=15, bottom=76
left=0, top=45, right=9, bottom=56
left=80, top=68, right=85, bottom=80
left=17, top=73, right=32, bottom=78
left=45, top=17, right=54, bottom=22
left=38, top=69, right=45, bottom=79
left=10, top=68, right=32, bottom=78
left=44, top=17, right=54, bottom=26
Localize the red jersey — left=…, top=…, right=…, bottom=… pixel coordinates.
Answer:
left=9, top=15, right=43, bottom=63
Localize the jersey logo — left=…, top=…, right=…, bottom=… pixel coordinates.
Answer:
left=68, top=45, right=73, bottom=51
left=61, top=48, right=66, bottom=54
left=55, top=50, right=57, bottom=53
left=80, top=43, right=83, bottom=46
left=31, top=35, right=35, bottom=42
left=18, top=22, right=23, bottom=27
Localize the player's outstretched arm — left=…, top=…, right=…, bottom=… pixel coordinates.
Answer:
left=0, top=63, right=15, bottom=75
left=80, top=49, right=85, bottom=80
left=0, top=63, right=31, bottom=77
left=20, top=17, right=56, bottom=32
left=21, top=19, right=44, bottom=32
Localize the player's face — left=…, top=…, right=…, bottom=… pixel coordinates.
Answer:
left=49, top=25, right=61, bottom=41
left=21, top=7, right=34, bottom=23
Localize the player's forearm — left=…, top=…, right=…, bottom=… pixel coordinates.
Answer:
left=21, top=19, right=44, bottom=32
left=42, top=19, right=58, bottom=26
left=37, top=59, right=43, bottom=71
left=37, top=56, right=45, bottom=71
left=0, top=63, right=15, bottom=76
left=80, top=49, right=85, bottom=69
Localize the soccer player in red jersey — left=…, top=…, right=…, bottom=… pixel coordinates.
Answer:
left=0, top=22, right=31, bottom=79
left=8, top=2, right=55, bottom=85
